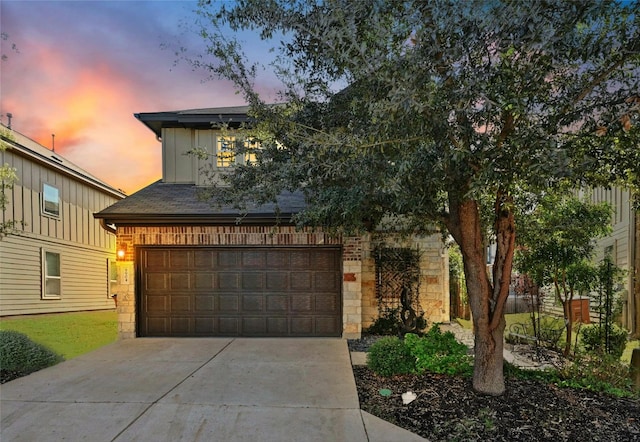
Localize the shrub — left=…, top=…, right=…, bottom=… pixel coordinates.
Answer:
left=0, top=330, right=63, bottom=381
left=556, top=351, right=635, bottom=397
left=580, top=323, right=628, bottom=360
left=367, top=336, right=415, bottom=377
left=365, top=307, right=427, bottom=336
left=404, top=325, right=473, bottom=376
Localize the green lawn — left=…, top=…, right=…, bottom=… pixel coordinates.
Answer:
left=455, top=313, right=640, bottom=364
left=0, top=310, right=118, bottom=359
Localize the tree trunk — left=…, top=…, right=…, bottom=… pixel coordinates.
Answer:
left=447, top=194, right=514, bottom=396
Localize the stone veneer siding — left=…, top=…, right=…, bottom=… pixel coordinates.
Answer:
left=360, top=233, right=449, bottom=331
left=112, top=226, right=365, bottom=339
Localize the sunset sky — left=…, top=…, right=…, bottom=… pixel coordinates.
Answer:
left=1, top=0, right=278, bottom=194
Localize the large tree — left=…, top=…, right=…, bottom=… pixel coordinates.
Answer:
left=189, top=0, right=640, bottom=395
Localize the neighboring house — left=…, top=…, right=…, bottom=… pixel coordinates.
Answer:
left=0, top=124, right=126, bottom=315
left=95, top=106, right=449, bottom=339
left=582, top=187, right=639, bottom=336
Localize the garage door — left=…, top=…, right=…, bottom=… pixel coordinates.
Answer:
left=138, top=247, right=342, bottom=337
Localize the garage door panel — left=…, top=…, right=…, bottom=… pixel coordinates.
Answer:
left=316, top=317, right=340, bottom=335
left=290, top=272, right=312, bottom=290
left=170, top=295, right=191, bottom=312
left=315, top=293, right=339, bottom=312
left=194, top=250, right=214, bottom=268
left=144, top=250, right=167, bottom=268
left=195, top=295, right=215, bottom=312
left=145, top=273, right=168, bottom=290
left=169, top=250, right=191, bottom=268
left=194, top=273, right=215, bottom=290
left=170, top=317, right=190, bottom=334
left=266, top=295, right=287, bottom=312
left=242, top=273, right=264, bottom=290
left=139, top=247, right=341, bottom=337
left=242, top=294, right=264, bottom=311
left=170, top=273, right=190, bottom=290
left=219, top=317, right=240, bottom=334
left=291, top=317, right=313, bottom=334
left=195, top=317, right=215, bottom=334
left=315, top=272, right=339, bottom=290
left=266, top=272, right=288, bottom=290
left=146, top=295, right=168, bottom=312
left=146, top=317, right=168, bottom=335
left=218, top=251, right=239, bottom=267
left=267, top=317, right=288, bottom=334
left=243, top=317, right=267, bottom=335
left=266, top=251, right=288, bottom=268
left=218, top=272, right=240, bottom=289
left=219, top=294, right=240, bottom=312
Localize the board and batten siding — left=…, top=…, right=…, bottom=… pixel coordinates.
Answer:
left=1, top=139, right=122, bottom=316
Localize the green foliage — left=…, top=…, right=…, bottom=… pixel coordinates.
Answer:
left=556, top=352, right=635, bottom=397
left=405, top=326, right=473, bottom=376
left=580, top=324, right=629, bottom=360
left=0, top=128, right=20, bottom=239
left=366, top=336, right=415, bottom=377
left=0, top=330, right=63, bottom=377
left=190, top=0, right=640, bottom=393
left=365, top=307, right=427, bottom=336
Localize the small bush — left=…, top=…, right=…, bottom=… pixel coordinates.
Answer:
left=367, top=336, right=415, bottom=377
left=556, top=351, right=634, bottom=397
left=0, top=330, right=63, bottom=381
left=365, top=307, right=427, bottom=336
left=580, top=324, right=628, bottom=360
left=404, top=325, right=472, bottom=376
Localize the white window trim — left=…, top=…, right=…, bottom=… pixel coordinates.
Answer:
left=108, top=259, right=117, bottom=298
left=42, top=183, right=61, bottom=218
left=41, top=249, right=61, bottom=300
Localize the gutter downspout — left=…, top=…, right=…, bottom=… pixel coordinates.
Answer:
left=98, top=218, right=117, bottom=235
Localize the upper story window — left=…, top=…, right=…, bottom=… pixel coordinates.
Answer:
left=216, top=136, right=260, bottom=168
left=42, top=183, right=60, bottom=217
left=217, top=136, right=236, bottom=167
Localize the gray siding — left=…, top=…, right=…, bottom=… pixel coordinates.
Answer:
left=1, top=139, right=121, bottom=315
left=162, top=128, right=195, bottom=184
left=0, top=235, right=116, bottom=315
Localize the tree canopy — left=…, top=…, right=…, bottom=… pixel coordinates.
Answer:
left=191, top=0, right=640, bottom=395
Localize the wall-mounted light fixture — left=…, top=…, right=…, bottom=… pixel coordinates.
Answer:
left=117, top=243, right=127, bottom=260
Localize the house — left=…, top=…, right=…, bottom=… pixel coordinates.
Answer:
left=582, top=187, right=639, bottom=336
left=0, top=124, right=126, bottom=315
left=95, top=106, right=450, bottom=339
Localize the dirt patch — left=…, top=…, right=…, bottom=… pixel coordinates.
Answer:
left=353, top=366, right=640, bottom=441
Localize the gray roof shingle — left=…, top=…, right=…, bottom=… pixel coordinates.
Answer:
left=95, top=180, right=306, bottom=225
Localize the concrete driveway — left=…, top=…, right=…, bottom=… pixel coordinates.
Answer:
left=1, top=338, right=425, bottom=441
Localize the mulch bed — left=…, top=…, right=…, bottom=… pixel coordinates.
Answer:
left=350, top=336, right=640, bottom=442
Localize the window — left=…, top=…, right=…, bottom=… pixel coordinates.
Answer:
left=42, top=183, right=60, bottom=217
left=217, top=136, right=236, bottom=167
left=108, top=259, right=118, bottom=298
left=42, top=250, right=61, bottom=299
left=216, top=136, right=261, bottom=167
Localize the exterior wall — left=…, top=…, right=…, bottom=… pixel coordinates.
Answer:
left=161, top=127, right=251, bottom=186
left=587, top=188, right=636, bottom=333
left=113, top=226, right=448, bottom=339
left=0, top=138, right=121, bottom=315
left=360, top=233, right=450, bottom=331
left=0, top=234, right=116, bottom=315
left=113, top=225, right=356, bottom=339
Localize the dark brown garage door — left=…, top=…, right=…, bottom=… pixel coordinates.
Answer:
left=138, top=247, right=342, bottom=337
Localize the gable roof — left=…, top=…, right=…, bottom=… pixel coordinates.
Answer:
left=94, top=180, right=306, bottom=226
left=1, top=124, right=126, bottom=200
left=134, top=106, right=253, bottom=138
